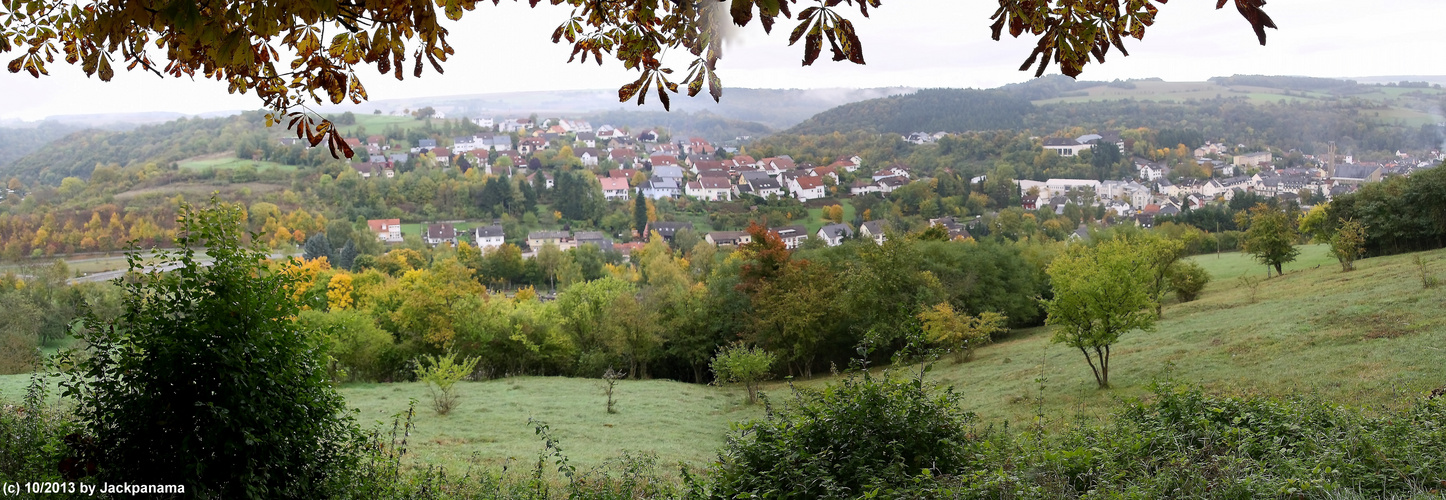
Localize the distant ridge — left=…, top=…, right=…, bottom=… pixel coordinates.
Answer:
left=785, top=88, right=1034, bottom=135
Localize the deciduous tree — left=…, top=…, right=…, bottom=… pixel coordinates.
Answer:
left=1239, top=202, right=1300, bottom=277
left=1330, top=218, right=1367, bottom=272
left=1045, top=238, right=1156, bottom=389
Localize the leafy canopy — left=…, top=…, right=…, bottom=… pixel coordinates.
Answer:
left=3, top=0, right=1272, bottom=156
left=1045, top=237, right=1156, bottom=388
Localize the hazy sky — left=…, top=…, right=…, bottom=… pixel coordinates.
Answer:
left=1, top=0, right=1443, bottom=120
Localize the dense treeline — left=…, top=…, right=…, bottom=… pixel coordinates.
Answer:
left=1318, top=165, right=1446, bottom=256
left=283, top=222, right=1050, bottom=384
left=1029, top=98, right=1437, bottom=156
left=786, top=89, right=1033, bottom=135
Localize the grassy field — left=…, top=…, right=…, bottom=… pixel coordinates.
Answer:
left=874, top=246, right=1446, bottom=426
left=177, top=153, right=298, bottom=172
left=801, top=199, right=855, bottom=234
left=113, top=181, right=287, bottom=201
left=4, top=244, right=1444, bottom=474
left=1189, top=243, right=1334, bottom=282
left=336, top=114, right=438, bottom=137
left=340, top=378, right=761, bottom=472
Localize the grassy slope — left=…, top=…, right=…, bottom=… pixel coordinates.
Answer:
left=886, top=246, right=1446, bottom=426
left=340, top=378, right=761, bottom=472
left=177, top=153, right=298, bottom=171
left=4, top=245, right=1443, bottom=473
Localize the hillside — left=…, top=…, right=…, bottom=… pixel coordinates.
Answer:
left=0, top=113, right=280, bottom=185
left=786, top=88, right=1034, bottom=135
left=317, top=246, right=1446, bottom=468
left=2, top=246, right=1443, bottom=471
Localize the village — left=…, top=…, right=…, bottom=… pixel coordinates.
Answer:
left=336, top=116, right=1444, bottom=257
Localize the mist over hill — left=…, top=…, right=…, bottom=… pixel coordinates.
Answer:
left=325, top=87, right=914, bottom=131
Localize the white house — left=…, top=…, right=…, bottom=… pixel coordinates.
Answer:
left=577, top=148, right=602, bottom=167
left=641, top=176, right=682, bottom=199
left=424, top=223, right=457, bottom=246
left=788, top=175, right=827, bottom=201
left=1042, top=138, right=1091, bottom=156
left=770, top=225, right=810, bottom=249
left=817, top=223, right=853, bottom=246
left=685, top=176, right=734, bottom=201
left=651, top=165, right=685, bottom=183
left=473, top=225, right=505, bottom=251
left=367, top=219, right=402, bottom=243
left=860, top=220, right=889, bottom=245
left=600, top=177, right=631, bottom=201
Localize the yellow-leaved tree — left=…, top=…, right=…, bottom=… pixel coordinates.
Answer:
left=917, top=304, right=1007, bottom=362
left=326, top=273, right=354, bottom=310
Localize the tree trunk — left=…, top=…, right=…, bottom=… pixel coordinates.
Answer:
left=1078, top=346, right=1105, bottom=389
left=1274, top=262, right=1283, bottom=276
left=1099, top=345, right=1111, bottom=389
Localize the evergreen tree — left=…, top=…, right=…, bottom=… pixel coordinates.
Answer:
left=302, top=233, right=333, bottom=262
left=335, top=240, right=359, bottom=271
left=634, top=190, right=649, bottom=237
left=520, top=177, right=538, bottom=214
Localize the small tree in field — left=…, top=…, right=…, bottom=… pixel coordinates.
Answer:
left=1045, top=238, right=1156, bottom=389
left=918, top=303, right=1007, bottom=362
left=1329, top=219, right=1367, bottom=272
left=1239, top=203, right=1299, bottom=277
left=711, top=342, right=775, bottom=404
left=1167, top=260, right=1211, bottom=302
left=414, top=351, right=480, bottom=415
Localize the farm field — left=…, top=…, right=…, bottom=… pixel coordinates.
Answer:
left=177, top=153, right=298, bottom=172
left=336, top=114, right=435, bottom=136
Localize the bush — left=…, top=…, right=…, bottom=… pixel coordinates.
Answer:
left=298, top=309, right=395, bottom=382
left=414, top=351, right=480, bottom=415
left=58, top=198, right=360, bottom=498
left=1167, top=260, right=1211, bottom=302
left=0, top=375, right=73, bottom=484
left=712, top=372, right=978, bottom=498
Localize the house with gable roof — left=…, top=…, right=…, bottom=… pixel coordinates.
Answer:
left=816, top=223, right=854, bottom=246
left=789, top=175, right=827, bottom=201
left=685, top=176, right=734, bottom=201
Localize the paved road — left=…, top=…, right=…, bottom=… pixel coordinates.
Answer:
left=67, top=252, right=291, bottom=285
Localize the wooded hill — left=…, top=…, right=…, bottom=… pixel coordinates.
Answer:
left=782, top=75, right=1446, bottom=158
left=786, top=89, right=1033, bottom=135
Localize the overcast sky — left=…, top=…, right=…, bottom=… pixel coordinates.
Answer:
left=1, top=0, right=1443, bottom=121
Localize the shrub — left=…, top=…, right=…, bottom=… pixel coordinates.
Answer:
left=713, top=372, right=978, bottom=498
left=918, top=303, right=1006, bottom=362
left=1166, top=260, right=1211, bottom=302
left=0, top=375, right=72, bottom=483
left=58, top=198, right=360, bottom=498
left=298, top=309, right=395, bottom=382
left=709, top=342, right=775, bottom=404
left=414, top=351, right=480, bottom=415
